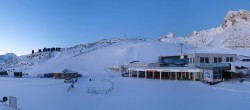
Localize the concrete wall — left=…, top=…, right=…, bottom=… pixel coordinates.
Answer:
left=188, top=53, right=237, bottom=66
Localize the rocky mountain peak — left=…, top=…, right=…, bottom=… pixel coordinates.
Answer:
left=165, top=32, right=175, bottom=38
left=158, top=32, right=176, bottom=42
left=221, top=9, right=250, bottom=29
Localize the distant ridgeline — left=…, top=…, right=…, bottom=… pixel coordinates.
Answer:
left=32, top=47, right=62, bottom=54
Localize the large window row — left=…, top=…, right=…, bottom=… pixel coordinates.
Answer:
left=198, top=57, right=234, bottom=63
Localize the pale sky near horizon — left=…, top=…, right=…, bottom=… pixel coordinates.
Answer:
left=0, top=0, right=250, bottom=56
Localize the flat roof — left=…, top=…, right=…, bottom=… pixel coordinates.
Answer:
left=189, top=53, right=237, bottom=55
left=128, top=66, right=201, bottom=72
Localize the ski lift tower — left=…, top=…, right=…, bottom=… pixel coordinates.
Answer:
left=179, top=43, right=184, bottom=54
left=185, top=41, right=188, bottom=49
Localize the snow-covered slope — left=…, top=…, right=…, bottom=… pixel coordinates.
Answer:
left=158, top=32, right=184, bottom=43
left=0, top=38, right=148, bottom=73
left=158, top=32, right=175, bottom=42
left=0, top=53, right=16, bottom=63
left=157, top=10, right=250, bottom=49
left=183, top=9, right=250, bottom=48
left=25, top=41, right=183, bottom=76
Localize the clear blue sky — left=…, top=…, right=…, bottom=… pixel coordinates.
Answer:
left=0, top=0, right=250, bottom=55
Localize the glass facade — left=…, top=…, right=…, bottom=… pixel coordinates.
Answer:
left=159, top=56, right=188, bottom=67
left=213, top=70, right=222, bottom=79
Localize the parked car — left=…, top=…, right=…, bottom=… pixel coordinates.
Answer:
left=122, top=72, right=129, bottom=77
left=64, top=78, right=74, bottom=83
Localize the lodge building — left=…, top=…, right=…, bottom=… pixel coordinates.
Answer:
left=127, top=53, right=242, bottom=84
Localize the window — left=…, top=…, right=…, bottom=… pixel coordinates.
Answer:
left=218, top=57, right=222, bottom=63
left=226, top=57, right=229, bottom=62
left=200, top=57, right=209, bottom=63
left=230, top=57, right=233, bottom=62
left=226, top=57, right=233, bottom=62
left=214, top=57, right=222, bottom=63
left=193, top=58, right=195, bottom=63
left=214, top=57, right=218, bottom=63
left=205, top=57, right=209, bottom=63
left=200, top=57, right=204, bottom=63
left=189, top=58, right=193, bottom=64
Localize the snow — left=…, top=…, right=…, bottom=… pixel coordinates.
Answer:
left=159, top=32, right=176, bottom=42
left=0, top=10, right=250, bottom=110
left=0, top=104, right=15, bottom=110
left=24, top=41, right=183, bottom=76
left=0, top=40, right=250, bottom=110
left=0, top=53, right=16, bottom=63
left=183, top=9, right=250, bottom=49
left=0, top=77, right=250, bottom=110
left=0, top=37, right=250, bottom=110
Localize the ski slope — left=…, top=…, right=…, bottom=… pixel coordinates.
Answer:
left=0, top=77, right=250, bottom=110
left=0, top=40, right=250, bottom=110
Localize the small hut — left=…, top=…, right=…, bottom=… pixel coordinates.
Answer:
left=62, top=69, right=79, bottom=79
left=52, top=73, right=64, bottom=79
left=14, top=72, right=23, bottom=77
left=44, top=73, right=54, bottom=78
left=0, top=71, right=8, bottom=76
left=64, top=72, right=79, bottom=79
left=49, top=69, right=80, bottom=79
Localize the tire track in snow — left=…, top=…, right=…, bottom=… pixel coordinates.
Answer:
left=194, top=82, right=250, bottom=95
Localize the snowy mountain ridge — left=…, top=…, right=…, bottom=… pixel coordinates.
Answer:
left=0, top=38, right=147, bottom=72
left=65, top=38, right=146, bottom=57
left=221, top=9, right=250, bottom=29
left=159, top=9, right=250, bottom=49
left=0, top=53, right=17, bottom=63
left=184, top=9, right=250, bottom=48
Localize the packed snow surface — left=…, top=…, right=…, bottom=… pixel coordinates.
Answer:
left=0, top=77, right=250, bottom=110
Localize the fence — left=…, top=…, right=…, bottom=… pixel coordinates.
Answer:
left=87, top=79, right=114, bottom=94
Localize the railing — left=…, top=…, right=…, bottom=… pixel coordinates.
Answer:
left=195, top=63, right=230, bottom=67
left=87, top=79, right=114, bottom=94
left=195, top=63, right=230, bottom=68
